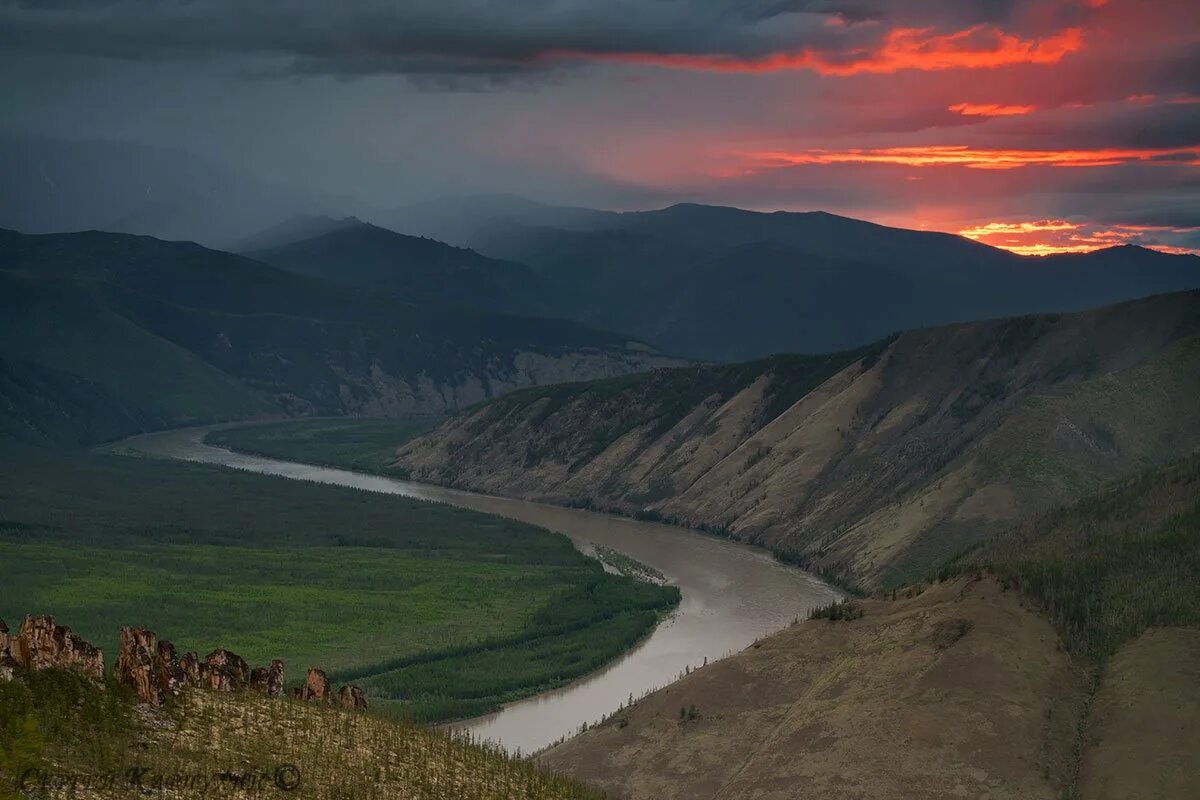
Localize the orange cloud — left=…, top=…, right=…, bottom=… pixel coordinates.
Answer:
left=948, top=102, right=1037, bottom=116
left=957, top=220, right=1200, bottom=256
left=959, top=220, right=1080, bottom=238
left=551, top=25, right=1083, bottom=76
left=740, top=144, right=1200, bottom=170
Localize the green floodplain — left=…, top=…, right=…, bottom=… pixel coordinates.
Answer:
left=0, top=431, right=679, bottom=723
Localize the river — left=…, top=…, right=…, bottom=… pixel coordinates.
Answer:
left=121, top=426, right=840, bottom=755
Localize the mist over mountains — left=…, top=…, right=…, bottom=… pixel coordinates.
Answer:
left=2, top=134, right=1198, bottom=367
left=0, top=134, right=357, bottom=248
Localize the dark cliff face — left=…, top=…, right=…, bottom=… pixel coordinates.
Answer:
left=395, top=291, right=1200, bottom=589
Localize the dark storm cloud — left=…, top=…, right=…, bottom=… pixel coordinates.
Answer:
left=0, top=0, right=1089, bottom=79
left=980, top=98, right=1200, bottom=150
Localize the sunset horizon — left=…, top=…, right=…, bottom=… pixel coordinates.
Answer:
left=3, top=0, right=1197, bottom=255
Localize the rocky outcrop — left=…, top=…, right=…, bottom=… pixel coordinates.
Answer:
left=6, top=615, right=104, bottom=680
left=117, top=627, right=160, bottom=705
left=116, top=629, right=286, bottom=706
left=250, top=659, right=285, bottom=698
left=180, top=651, right=201, bottom=685
left=6, top=615, right=363, bottom=710
left=156, top=640, right=187, bottom=696
left=295, top=668, right=331, bottom=702
left=0, top=617, right=14, bottom=682
left=290, top=668, right=366, bottom=710
left=201, top=648, right=250, bottom=692
left=117, top=627, right=194, bottom=706
left=337, top=685, right=368, bottom=710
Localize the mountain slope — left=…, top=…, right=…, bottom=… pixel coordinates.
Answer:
left=540, top=455, right=1200, bottom=800
left=247, top=220, right=553, bottom=316
left=0, top=229, right=678, bottom=445
left=542, top=577, right=1081, bottom=800
left=394, top=290, right=1200, bottom=589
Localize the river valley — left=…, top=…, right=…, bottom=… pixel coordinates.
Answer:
left=121, top=426, right=840, bottom=754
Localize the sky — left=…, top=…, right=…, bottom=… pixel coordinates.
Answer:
left=2, top=0, right=1198, bottom=254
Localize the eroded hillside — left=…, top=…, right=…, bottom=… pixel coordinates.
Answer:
left=395, top=291, right=1200, bottom=588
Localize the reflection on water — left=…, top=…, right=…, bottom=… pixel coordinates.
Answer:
left=121, top=427, right=840, bottom=755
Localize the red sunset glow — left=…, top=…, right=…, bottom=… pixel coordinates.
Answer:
left=551, top=25, right=1083, bottom=76
left=737, top=145, right=1200, bottom=171
left=959, top=221, right=1200, bottom=256
left=534, top=0, right=1200, bottom=256
left=5, top=0, right=1195, bottom=257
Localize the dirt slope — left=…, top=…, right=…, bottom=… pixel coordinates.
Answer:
left=395, top=291, right=1200, bottom=588
left=1080, top=628, right=1200, bottom=800
left=540, top=577, right=1082, bottom=800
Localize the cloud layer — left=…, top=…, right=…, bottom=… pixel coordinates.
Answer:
left=1, top=0, right=1197, bottom=254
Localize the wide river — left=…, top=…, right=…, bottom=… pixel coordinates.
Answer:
left=122, top=427, right=839, bottom=754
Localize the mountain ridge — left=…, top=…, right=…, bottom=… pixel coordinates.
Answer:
left=0, top=228, right=680, bottom=446
left=397, top=197, right=1199, bottom=360
left=246, top=218, right=553, bottom=317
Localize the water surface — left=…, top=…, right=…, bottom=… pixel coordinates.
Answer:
left=122, top=427, right=839, bottom=754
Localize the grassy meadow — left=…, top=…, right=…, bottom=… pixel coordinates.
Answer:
left=0, top=441, right=678, bottom=722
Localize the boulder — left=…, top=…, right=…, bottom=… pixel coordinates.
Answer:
left=12, top=615, right=104, bottom=680
left=201, top=648, right=250, bottom=691
left=295, top=667, right=332, bottom=702
left=337, top=684, right=368, bottom=710
left=117, top=627, right=159, bottom=705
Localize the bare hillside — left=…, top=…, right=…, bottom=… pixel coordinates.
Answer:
left=395, top=291, right=1200, bottom=588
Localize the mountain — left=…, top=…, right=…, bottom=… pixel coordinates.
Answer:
left=231, top=213, right=364, bottom=253
left=0, top=228, right=679, bottom=446
left=405, top=199, right=1200, bottom=361
left=539, top=454, right=1200, bottom=800
left=246, top=219, right=554, bottom=317
left=0, top=134, right=356, bottom=248
left=384, top=193, right=619, bottom=248
left=393, top=290, right=1200, bottom=589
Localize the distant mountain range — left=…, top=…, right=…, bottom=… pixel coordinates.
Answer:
left=239, top=201, right=1200, bottom=362
left=2, top=134, right=1196, bottom=364
left=402, top=199, right=1200, bottom=360
left=0, top=228, right=676, bottom=445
